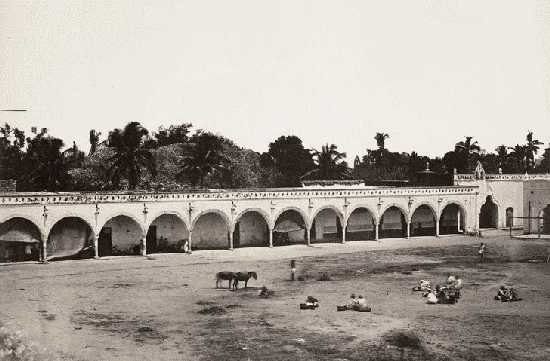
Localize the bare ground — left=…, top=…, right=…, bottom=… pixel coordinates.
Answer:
left=2, top=230, right=550, bottom=360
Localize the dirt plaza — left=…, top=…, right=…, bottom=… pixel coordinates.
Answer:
left=1, top=230, right=550, bottom=361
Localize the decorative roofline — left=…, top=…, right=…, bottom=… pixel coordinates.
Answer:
left=0, top=186, right=478, bottom=205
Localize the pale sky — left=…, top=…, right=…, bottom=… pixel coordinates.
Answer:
left=1, top=1, right=549, bottom=163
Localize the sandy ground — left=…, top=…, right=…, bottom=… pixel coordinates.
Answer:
left=1, top=231, right=550, bottom=360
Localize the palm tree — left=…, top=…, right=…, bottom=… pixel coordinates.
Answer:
left=495, top=145, right=508, bottom=172
left=455, top=136, right=480, bottom=173
left=89, top=129, right=101, bottom=155
left=107, top=122, right=157, bottom=190
left=301, top=143, right=350, bottom=180
left=508, top=144, right=527, bottom=173
left=525, top=131, right=543, bottom=171
left=177, top=131, right=230, bottom=187
left=374, top=132, right=390, bottom=165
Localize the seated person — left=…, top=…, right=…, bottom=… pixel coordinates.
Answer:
left=446, top=274, right=456, bottom=286
left=426, top=290, right=438, bottom=304
left=508, top=288, right=521, bottom=302
left=348, top=294, right=359, bottom=310
left=306, top=296, right=319, bottom=308
left=355, top=295, right=371, bottom=312
left=495, top=286, right=508, bottom=301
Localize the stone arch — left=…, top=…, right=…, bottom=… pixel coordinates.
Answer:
left=273, top=207, right=308, bottom=247
left=0, top=216, right=43, bottom=263
left=232, top=209, right=270, bottom=248
left=191, top=210, right=231, bottom=250
left=99, top=212, right=146, bottom=235
left=438, top=200, right=467, bottom=222
left=439, top=202, right=466, bottom=235
left=191, top=209, right=231, bottom=230
left=348, top=204, right=379, bottom=225
left=46, top=216, right=95, bottom=261
left=233, top=208, right=271, bottom=232
left=0, top=214, right=44, bottom=239
left=346, top=206, right=376, bottom=241
left=146, top=212, right=190, bottom=254
left=410, top=204, right=437, bottom=237
left=479, top=195, right=498, bottom=228
left=47, top=212, right=96, bottom=237
left=311, top=206, right=345, bottom=243
left=146, top=210, right=189, bottom=231
left=379, top=205, right=407, bottom=239
left=98, top=213, right=145, bottom=257
left=409, top=202, right=438, bottom=223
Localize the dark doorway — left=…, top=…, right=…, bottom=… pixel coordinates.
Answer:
left=98, top=227, right=112, bottom=257
left=146, top=226, right=157, bottom=253
left=480, top=196, right=498, bottom=228
left=506, top=208, right=513, bottom=228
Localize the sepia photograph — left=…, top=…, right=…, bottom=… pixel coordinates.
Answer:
left=1, top=1, right=550, bottom=360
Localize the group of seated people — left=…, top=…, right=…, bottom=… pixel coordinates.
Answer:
left=414, top=275, right=462, bottom=305
left=495, top=286, right=521, bottom=302
left=300, top=296, right=320, bottom=309
left=337, top=294, right=371, bottom=312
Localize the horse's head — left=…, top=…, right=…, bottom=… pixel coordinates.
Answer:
left=249, top=272, right=258, bottom=280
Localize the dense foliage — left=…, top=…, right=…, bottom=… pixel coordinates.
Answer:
left=1, top=121, right=548, bottom=192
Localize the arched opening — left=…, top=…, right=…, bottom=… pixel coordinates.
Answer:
left=233, top=211, right=269, bottom=248
left=539, top=205, right=550, bottom=234
left=99, top=215, right=142, bottom=256
left=439, top=203, right=465, bottom=235
left=411, top=205, right=436, bottom=237
left=480, top=196, right=498, bottom=229
left=47, top=217, right=94, bottom=261
left=192, top=212, right=229, bottom=250
left=506, top=207, right=514, bottom=228
left=380, top=206, right=406, bottom=239
left=148, top=214, right=189, bottom=253
left=0, top=217, right=41, bottom=263
left=273, top=210, right=306, bottom=247
left=312, top=208, right=342, bottom=244
left=346, top=208, right=376, bottom=241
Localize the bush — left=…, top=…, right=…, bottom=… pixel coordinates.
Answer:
left=0, top=325, right=58, bottom=361
left=317, top=273, right=332, bottom=281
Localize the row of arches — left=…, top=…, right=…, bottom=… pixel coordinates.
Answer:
left=1, top=203, right=468, bottom=263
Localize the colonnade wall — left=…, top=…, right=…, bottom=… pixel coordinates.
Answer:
left=0, top=186, right=477, bottom=261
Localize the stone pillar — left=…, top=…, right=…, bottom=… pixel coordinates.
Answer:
left=406, top=221, right=411, bottom=239
left=457, top=211, right=461, bottom=233
left=188, top=230, right=193, bottom=254
left=141, top=236, right=147, bottom=256
left=306, top=227, right=311, bottom=247
left=229, top=231, right=234, bottom=251
left=435, top=218, right=440, bottom=237
left=94, top=234, right=100, bottom=259
left=342, top=225, right=347, bottom=244
left=375, top=223, right=379, bottom=241
left=41, top=236, right=48, bottom=264
left=269, top=228, right=273, bottom=248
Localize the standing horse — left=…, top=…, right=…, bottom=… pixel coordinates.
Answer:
left=215, top=271, right=236, bottom=289
left=232, top=271, right=258, bottom=289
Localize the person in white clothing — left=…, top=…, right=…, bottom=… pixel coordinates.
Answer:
left=426, top=290, right=438, bottom=304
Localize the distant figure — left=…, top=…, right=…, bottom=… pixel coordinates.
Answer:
left=290, top=260, right=297, bottom=281
left=479, top=242, right=486, bottom=260
left=357, top=295, right=367, bottom=308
